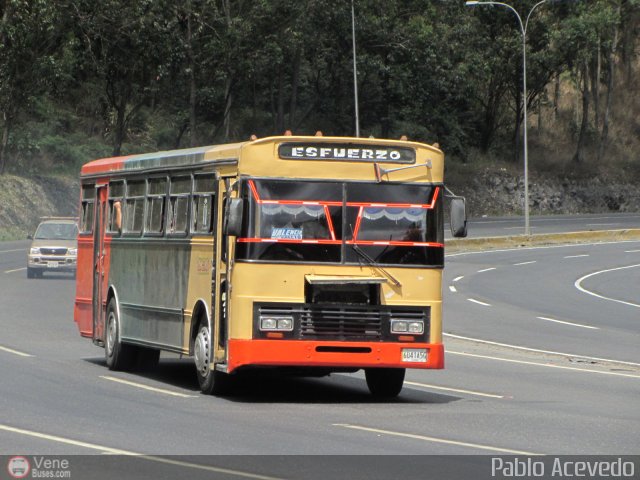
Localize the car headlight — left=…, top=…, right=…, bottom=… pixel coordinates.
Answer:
left=68, top=248, right=77, bottom=256
left=30, top=247, right=40, bottom=255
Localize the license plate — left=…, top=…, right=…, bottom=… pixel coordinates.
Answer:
left=47, top=261, right=59, bottom=268
left=402, top=348, right=427, bottom=363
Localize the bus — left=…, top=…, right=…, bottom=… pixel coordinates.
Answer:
left=74, top=134, right=467, bottom=397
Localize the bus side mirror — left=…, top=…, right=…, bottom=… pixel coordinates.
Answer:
left=450, top=197, right=468, bottom=238
left=224, top=198, right=244, bottom=237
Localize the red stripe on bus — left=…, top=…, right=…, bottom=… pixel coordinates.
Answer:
left=324, top=205, right=336, bottom=241
left=227, top=339, right=444, bottom=372
left=237, top=238, right=443, bottom=247
left=237, top=238, right=341, bottom=245
left=352, top=206, right=364, bottom=240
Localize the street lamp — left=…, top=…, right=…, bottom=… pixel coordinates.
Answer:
left=351, top=0, right=360, bottom=137
left=466, top=0, right=551, bottom=236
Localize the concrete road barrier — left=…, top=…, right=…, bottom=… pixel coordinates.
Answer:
left=445, top=228, right=640, bottom=254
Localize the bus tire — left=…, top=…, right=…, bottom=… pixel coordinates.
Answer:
left=105, top=299, right=136, bottom=371
left=194, top=324, right=230, bottom=395
left=364, top=368, right=405, bottom=398
left=135, top=347, right=160, bottom=371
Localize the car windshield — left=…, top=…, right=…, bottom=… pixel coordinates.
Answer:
left=236, top=179, right=443, bottom=266
left=34, top=223, right=78, bottom=240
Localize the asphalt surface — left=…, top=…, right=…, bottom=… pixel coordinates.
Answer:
left=1, top=218, right=639, bottom=478
left=445, top=212, right=640, bottom=239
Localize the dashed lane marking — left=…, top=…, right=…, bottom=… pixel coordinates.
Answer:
left=477, top=267, right=497, bottom=273
left=333, top=424, right=541, bottom=455
left=467, top=298, right=491, bottom=307
left=536, top=316, right=599, bottom=330
left=0, top=345, right=33, bottom=357
left=453, top=276, right=464, bottom=282
left=514, top=261, right=536, bottom=266
left=4, top=267, right=26, bottom=273
left=404, top=381, right=507, bottom=399
left=100, top=375, right=198, bottom=398
left=449, top=286, right=457, bottom=293
left=564, top=254, right=590, bottom=259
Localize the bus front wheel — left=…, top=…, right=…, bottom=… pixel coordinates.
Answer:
left=194, top=324, right=230, bottom=395
left=364, top=368, right=405, bottom=398
left=105, top=299, right=136, bottom=371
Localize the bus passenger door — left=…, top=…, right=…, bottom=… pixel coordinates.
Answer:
left=92, top=185, right=108, bottom=345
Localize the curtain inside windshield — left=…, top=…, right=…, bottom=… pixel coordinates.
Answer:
left=235, top=179, right=442, bottom=266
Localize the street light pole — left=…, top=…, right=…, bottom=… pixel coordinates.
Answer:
left=466, top=0, right=550, bottom=236
left=351, top=0, right=360, bottom=137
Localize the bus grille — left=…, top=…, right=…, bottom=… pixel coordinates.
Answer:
left=256, top=304, right=429, bottom=342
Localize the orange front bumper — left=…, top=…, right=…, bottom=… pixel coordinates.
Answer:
left=227, top=339, right=444, bottom=372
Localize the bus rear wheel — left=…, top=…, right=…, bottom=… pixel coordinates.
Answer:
left=364, top=368, right=405, bottom=398
left=194, top=324, right=230, bottom=395
left=105, top=299, right=136, bottom=371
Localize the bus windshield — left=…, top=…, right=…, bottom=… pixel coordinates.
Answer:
left=236, top=179, right=443, bottom=266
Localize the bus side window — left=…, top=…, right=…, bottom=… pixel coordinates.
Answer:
left=107, top=181, right=125, bottom=235
left=192, top=174, right=216, bottom=235
left=80, top=184, right=95, bottom=234
left=145, top=177, right=167, bottom=235
left=168, top=176, right=191, bottom=235
left=123, top=180, right=145, bottom=235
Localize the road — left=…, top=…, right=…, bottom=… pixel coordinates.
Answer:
left=1, top=224, right=639, bottom=478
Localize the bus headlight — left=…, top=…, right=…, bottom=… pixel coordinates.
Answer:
left=260, top=316, right=294, bottom=331
left=391, top=320, right=424, bottom=335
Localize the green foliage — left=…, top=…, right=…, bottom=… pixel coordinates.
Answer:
left=0, top=0, right=637, bottom=174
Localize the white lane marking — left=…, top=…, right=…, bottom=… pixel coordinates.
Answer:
left=575, top=264, right=640, bottom=309
left=625, top=249, right=640, bottom=253
left=4, top=267, right=27, bottom=273
left=0, top=345, right=33, bottom=357
left=0, top=249, right=26, bottom=254
left=453, top=276, right=464, bottom=282
left=514, top=261, right=536, bottom=266
left=404, top=381, right=506, bottom=399
left=333, top=424, right=541, bottom=455
left=587, top=223, right=618, bottom=227
left=100, top=375, right=198, bottom=398
left=0, top=424, right=284, bottom=480
left=564, top=254, right=589, bottom=259
left=449, top=286, right=457, bottom=293
left=467, top=298, right=491, bottom=307
left=477, top=267, right=496, bottom=273
left=536, top=316, right=599, bottom=330
left=444, top=333, right=640, bottom=367
left=448, top=351, right=640, bottom=379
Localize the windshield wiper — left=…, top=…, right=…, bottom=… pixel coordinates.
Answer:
left=350, top=242, right=402, bottom=288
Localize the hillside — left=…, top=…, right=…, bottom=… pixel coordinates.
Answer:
left=0, top=175, right=79, bottom=240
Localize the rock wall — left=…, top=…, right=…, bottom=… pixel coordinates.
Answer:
left=450, top=171, right=640, bottom=218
